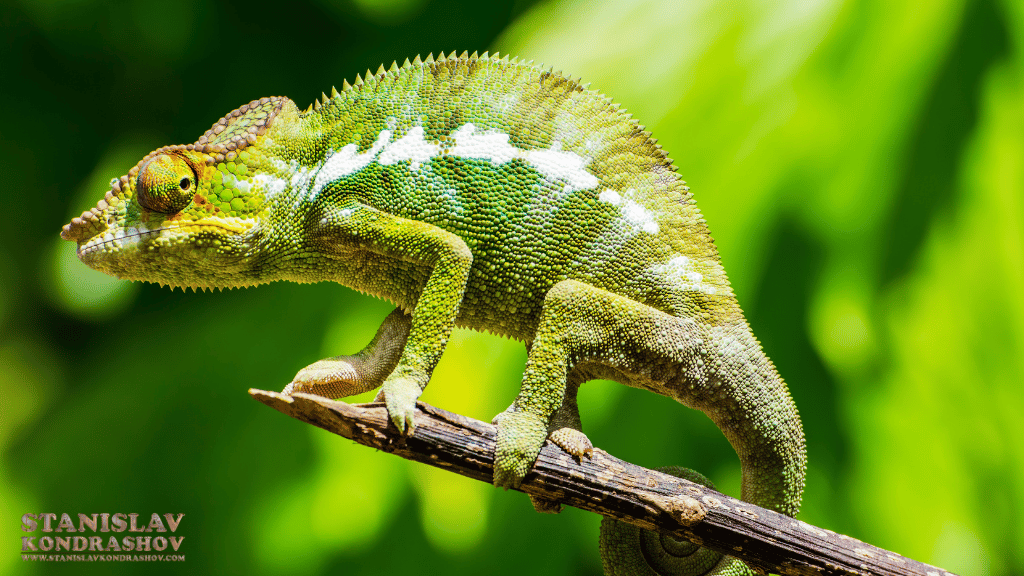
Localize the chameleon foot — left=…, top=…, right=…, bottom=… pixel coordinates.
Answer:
left=549, top=427, right=594, bottom=460
left=374, top=375, right=422, bottom=434
left=492, top=410, right=548, bottom=489
left=284, top=356, right=367, bottom=398
left=525, top=428, right=592, bottom=514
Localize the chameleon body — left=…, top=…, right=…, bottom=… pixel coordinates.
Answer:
left=62, top=52, right=805, bottom=576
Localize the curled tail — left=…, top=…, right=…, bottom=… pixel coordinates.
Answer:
left=600, top=467, right=737, bottom=576
left=600, top=333, right=807, bottom=576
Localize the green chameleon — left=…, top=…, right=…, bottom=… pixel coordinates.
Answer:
left=62, top=51, right=805, bottom=576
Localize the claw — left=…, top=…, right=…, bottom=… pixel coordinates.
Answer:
left=378, top=375, right=422, bottom=435
left=387, top=399, right=416, bottom=434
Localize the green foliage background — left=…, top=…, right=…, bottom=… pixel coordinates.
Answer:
left=2, top=0, right=1022, bottom=574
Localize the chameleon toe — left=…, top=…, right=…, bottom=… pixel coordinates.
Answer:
left=549, top=427, right=594, bottom=460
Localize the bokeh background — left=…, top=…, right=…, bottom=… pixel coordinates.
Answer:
left=2, top=0, right=1022, bottom=574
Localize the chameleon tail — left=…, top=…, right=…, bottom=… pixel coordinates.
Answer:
left=599, top=329, right=807, bottom=576
left=599, top=467, right=739, bottom=576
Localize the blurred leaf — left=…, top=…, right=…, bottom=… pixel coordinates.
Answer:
left=128, top=0, right=200, bottom=61
left=411, top=466, right=490, bottom=553
left=854, top=59, right=1024, bottom=570
left=0, top=339, right=62, bottom=576
left=46, top=238, right=139, bottom=321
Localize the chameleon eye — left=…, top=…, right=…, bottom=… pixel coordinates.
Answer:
left=136, top=154, right=197, bottom=214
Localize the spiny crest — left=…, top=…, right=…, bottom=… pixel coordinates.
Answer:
left=327, top=51, right=522, bottom=100
left=309, top=50, right=595, bottom=114
left=294, top=51, right=673, bottom=174
left=157, top=280, right=256, bottom=292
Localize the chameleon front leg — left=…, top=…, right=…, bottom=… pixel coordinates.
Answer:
left=300, top=202, right=473, bottom=433
left=284, top=307, right=411, bottom=398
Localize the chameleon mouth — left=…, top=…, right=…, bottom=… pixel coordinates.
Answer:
left=76, top=224, right=164, bottom=258
left=76, top=220, right=255, bottom=260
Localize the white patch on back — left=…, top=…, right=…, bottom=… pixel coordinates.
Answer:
left=621, top=199, right=659, bottom=234
left=650, top=255, right=716, bottom=295
left=287, top=123, right=605, bottom=203
left=312, top=130, right=393, bottom=196
left=524, top=143, right=599, bottom=193
left=598, top=189, right=621, bottom=205
left=599, top=187, right=659, bottom=234
left=378, top=126, right=438, bottom=170
left=289, top=165, right=316, bottom=205
left=448, top=123, right=518, bottom=164
left=448, top=123, right=599, bottom=193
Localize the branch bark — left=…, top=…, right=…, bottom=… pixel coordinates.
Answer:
left=249, top=389, right=957, bottom=576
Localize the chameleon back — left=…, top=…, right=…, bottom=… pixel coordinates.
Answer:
left=285, top=54, right=741, bottom=338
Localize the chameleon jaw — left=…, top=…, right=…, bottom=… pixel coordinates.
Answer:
left=77, top=216, right=257, bottom=256
left=75, top=218, right=260, bottom=289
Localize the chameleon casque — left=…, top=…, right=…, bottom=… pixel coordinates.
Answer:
left=62, top=52, right=806, bottom=576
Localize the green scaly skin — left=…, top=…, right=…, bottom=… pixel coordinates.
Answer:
left=62, top=51, right=806, bottom=576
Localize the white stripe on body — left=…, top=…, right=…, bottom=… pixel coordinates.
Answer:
left=249, top=124, right=663, bottom=241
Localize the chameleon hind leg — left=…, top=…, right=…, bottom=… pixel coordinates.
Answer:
left=493, top=279, right=704, bottom=489
left=493, top=278, right=803, bottom=576
left=546, top=370, right=595, bottom=460
left=284, top=308, right=411, bottom=398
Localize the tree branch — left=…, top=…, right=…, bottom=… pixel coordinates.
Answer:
left=249, top=389, right=957, bottom=576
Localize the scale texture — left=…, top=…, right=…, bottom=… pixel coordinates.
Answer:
left=63, top=51, right=806, bottom=576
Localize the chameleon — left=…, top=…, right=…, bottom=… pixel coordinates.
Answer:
left=61, top=51, right=806, bottom=576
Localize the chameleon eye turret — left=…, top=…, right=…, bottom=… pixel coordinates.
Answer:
left=136, top=153, right=197, bottom=214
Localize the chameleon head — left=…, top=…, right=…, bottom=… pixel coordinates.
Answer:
left=61, top=97, right=292, bottom=289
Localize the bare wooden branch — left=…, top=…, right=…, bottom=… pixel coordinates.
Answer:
left=249, top=389, right=957, bottom=576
